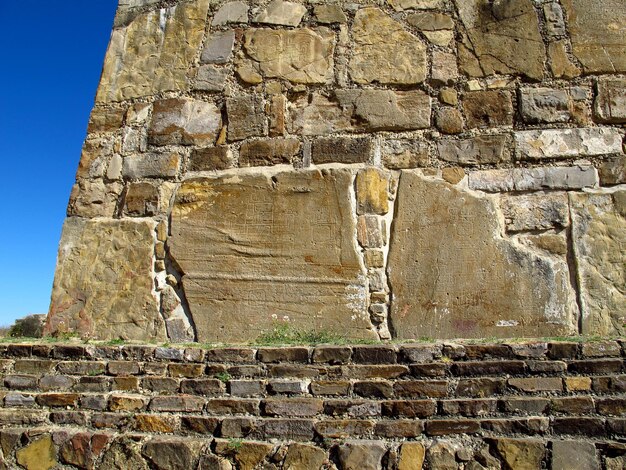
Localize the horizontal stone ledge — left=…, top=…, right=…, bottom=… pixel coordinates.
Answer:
left=468, top=166, right=599, bottom=192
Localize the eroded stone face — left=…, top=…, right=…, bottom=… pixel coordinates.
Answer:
left=349, top=8, right=427, bottom=85
left=46, top=218, right=165, bottom=341
left=571, top=190, right=626, bottom=336
left=97, top=0, right=210, bottom=102
left=169, top=170, right=376, bottom=343
left=456, top=0, right=546, bottom=80
left=242, top=28, right=335, bottom=84
left=388, top=172, right=578, bottom=339
left=562, top=0, right=626, bottom=73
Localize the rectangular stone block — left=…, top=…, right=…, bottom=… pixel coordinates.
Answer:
left=515, top=128, right=623, bottom=160
left=468, top=166, right=598, bottom=192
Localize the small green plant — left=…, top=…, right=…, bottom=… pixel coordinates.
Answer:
left=106, top=338, right=126, bottom=346
left=254, top=322, right=347, bottom=346
left=227, top=438, right=243, bottom=452
left=216, top=371, right=231, bottom=383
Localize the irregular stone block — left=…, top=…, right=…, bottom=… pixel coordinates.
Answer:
left=382, top=140, right=429, bottom=169
left=122, top=152, right=181, bottom=179
left=283, top=443, right=326, bottom=469
left=356, top=168, right=390, bottom=215
left=254, top=0, right=307, bottom=26
left=548, top=40, right=581, bottom=78
left=188, top=147, right=232, bottom=172
left=435, top=107, right=464, bottom=134
left=350, top=8, right=427, bottom=85
left=456, top=0, right=546, bottom=80
left=314, top=5, right=347, bottom=24
left=462, top=90, right=514, bottom=128
left=561, top=0, right=626, bottom=73
left=201, top=30, right=235, bottom=64
left=520, top=88, right=571, bottom=123
left=312, top=137, right=372, bottom=165
left=388, top=172, right=578, bottom=339
left=515, top=128, right=623, bottom=160
left=123, top=182, right=159, bottom=217
left=388, top=0, right=444, bottom=10
left=501, top=192, right=570, bottom=232
left=97, top=0, right=210, bottom=102
left=195, top=64, right=228, bottom=91
left=169, top=170, right=376, bottom=342
left=599, top=156, right=626, bottom=185
left=337, top=441, right=386, bottom=470
left=336, top=89, right=431, bottom=131
left=242, top=28, right=335, bottom=84
left=468, top=166, right=598, bottom=192
left=398, top=442, right=425, bottom=470
left=571, top=190, right=626, bottom=335
left=149, top=98, right=222, bottom=147
left=67, top=180, right=123, bottom=218
left=408, top=12, right=454, bottom=30
left=142, top=438, right=205, bottom=470
left=226, top=95, right=266, bottom=142
left=46, top=218, right=165, bottom=341
left=289, top=93, right=352, bottom=136
left=492, top=438, right=545, bottom=470
left=543, top=2, right=567, bottom=37
left=437, top=135, right=510, bottom=166
left=239, top=138, right=301, bottom=167
left=16, top=435, right=57, bottom=470
left=594, top=78, right=626, bottom=123
left=551, top=440, right=599, bottom=470
left=212, top=1, right=249, bottom=26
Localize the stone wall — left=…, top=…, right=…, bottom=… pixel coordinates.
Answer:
left=46, top=0, right=626, bottom=342
left=0, top=340, right=626, bottom=469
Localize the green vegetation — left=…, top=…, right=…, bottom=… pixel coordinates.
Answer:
left=252, top=322, right=379, bottom=346
left=215, top=371, right=231, bottom=383
left=226, top=438, right=243, bottom=452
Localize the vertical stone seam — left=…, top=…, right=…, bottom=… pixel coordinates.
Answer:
left=566, top=191, right=586, bottom=334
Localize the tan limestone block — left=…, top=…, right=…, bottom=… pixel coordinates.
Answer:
left=16, top=435, right=56, bottom=470
left=356, top=168, right=390, bottom=215
left=45, top=218, right=165, bottom=341
left=398, top=442, right=426, bottom=470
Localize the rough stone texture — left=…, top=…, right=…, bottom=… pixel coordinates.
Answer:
left=254, top=1, right=307, bottom=27
left=462, top=91, right=514, bottom=128
left=437, top=135, right=510, bottom=166
left=226, top=95, right=265, bottom=142
left=501, top=193, right=570, bottom=232
left=149, top=98, right=222, bottom=147
left=561, top=0, right=626, bottom=73
left=356, top=168, right=389, bottom=216
left=468, top=167, right=598, bottom=192
left=239, top=138, right=301, bottom=167
left=398, top=442, right=426, bottom=470
left=46, top=218, right=165, bottom=341
left=599, top=156, right=626, bottom=185
left=288, top=94, right=352, bottom=136
left=337, top=441, right=386, bottom=470
left=201, top=31, right=235, bottom=64
left=551, top=440, right=599, bottom=470
left=594, top=78, right=626, bottom=123
left=212, top=2, right=249, bottom=26
left=242, top=28, right=335, bottom=84
left=283, top=443, right=326, bottom=469
left=314, top=5, right=347, bottom=24
left=514, top=128, right=624, bottom=161
left=97, top=0, right=210, bottom=102
left=570, top=190, right=626, bottom=336
left=388, top=172, right=578, bottom=339
left=520, top=88, right=571, bottom=124
left=169, top=170, right=375, bottom=342
left=142, top=438, right=205, bottom=470
left=16, top=435, right=56, bottom=470
left=122, top=153, right=181, bottom=179
left=456, top=0, right=546, bottom=80
left=493, top=438, right=545, bottom=470
left=67, top=180, right=122, bottom=218
left=349, top=8, right=427, bottom=85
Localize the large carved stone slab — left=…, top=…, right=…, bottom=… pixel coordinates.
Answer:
left=45, top=218, right=165, bottom=341
left=571, top=190, right=626, bottom=336
left=561, top=0, right=626, bottom=73
left=455, top=0, right=546, bottom=80
left=388, top=172, right=578, bottom=339
left=96, top=0, right=210, bottom=102
left=169, top=170, right=376, bottom=343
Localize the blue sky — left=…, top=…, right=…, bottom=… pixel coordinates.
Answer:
left=0, top=1, right=118, bottom=326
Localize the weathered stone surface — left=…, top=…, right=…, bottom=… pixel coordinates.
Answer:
left=594, top=78, right=626, bottom=123
left=468, top=166, right=598, bottom=192
left=195, top=65, right=228, bottom=91
left=97, top=0, right=210, bottom=102
left=501, top=193, right=570, bottom=232
left=551, top=440, right=599, bottom=470
left=67, top=180, right=122, bottom=218
left=389, top=0, right=444, bottom=10
left=142, top=438, right=205, bottom=470
left=382, top=140, right=429, bottom=169
left=337, top=441, right=386, bottom=470
left=548, top=41, right=581, bottom=79
left=77, top=138, right=116, bottom=180
left=435, top=108, right=464, bottom=134
left=149, top=98, right=222, bottom=147
left=389, top=172, right=578, bottom=339
left=398, top=442, right=425, bottom=470
left=426, top=441, right=456, bottom=470
left=312, top=138, right=372, bottom=165
left=254, top=0, right=306, bottom=26
left=283, top=443, right=326, bottom=470
left=408, top=12, right=454, bottom=30
left=201, top=31, right=235, bottom=64
left=46, top=218, right=165, bottom=341
left=336, top=89, right=431, bottom=131
left=288, top=94, right=352, bottom=136
left=350, top=8, right=427, bottom=85
left=314, top=5, right=347, bottom=24
left=100, top=438, right=148, bottom=470
left=123, top=182, right=159, bottom=217
left=239, top=138, right=301, bottom=167
left=456, top=0, right=545, bottom=79
left=492, top=438, right=545, bottom=470
left=189, top=147, right=233, bottom=172
left=212, top=1, right=249, bottom=26
left=571, top=190, right=626, bottom=336
left=599, top=156, right=626, bottom=186
left=227, top=95, right=265, bottom=142
left=437, top=135, right=510, bottom=166
left=561, top=0, right=626, bottom=73
left=169, top=170, right=375, bottom=342
left=515, top=128, right=624, bottom=160
left=242, top=28, right=335, bottom=84
left=122, top=152, right=181, bottom=179
left=16, top=435, right=56, bottom=470
left=60, top=432, right=111, bottom=469
left=356, top=168, right=390, bottom=215
left=462, top=90, right=514, bottom=128
left=544, top=2, right=567, bottom=37
left=520, top=88, right=571, bottom=124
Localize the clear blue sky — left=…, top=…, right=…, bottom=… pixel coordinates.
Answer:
left=0, top=1, right=118, bottom=326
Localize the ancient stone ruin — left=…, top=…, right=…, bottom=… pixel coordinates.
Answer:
left=46, top=0, right=625, bottom=344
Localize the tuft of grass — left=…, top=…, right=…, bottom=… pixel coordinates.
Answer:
left=215, top=371, right=231, bottom=383
left=106, top=338, right=126, bottom=346
left=226, top=438, right=243, bottom=452
left=254, top=322, right=348, bottom=346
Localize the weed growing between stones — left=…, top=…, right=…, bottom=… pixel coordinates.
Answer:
left=253, top=322, right=380, bottom=346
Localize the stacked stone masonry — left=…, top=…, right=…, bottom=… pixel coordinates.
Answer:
left=1, top=341, right=626, bottom=469
left=47, top=0, right=626, bottom=343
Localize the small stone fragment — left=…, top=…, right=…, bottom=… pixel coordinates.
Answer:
left=254, top=0, right=307, bottom=27
left=398, top=442, right=425, bottom=470
left=337, top=441, right=386, bottom=470
left=548, top=40, right=581, bottom=79
left=67, top=180, right=123, bottom=218
left=382, top=140, right=429, bottom=169
left=442, top=167, right=465, bottom=184
left=195, top=65, right=228, bottom=92
left=212, top=2, right=249, bottom=26
left=599, top=156, right=626, bottom=185
left=436, top=108, right=464, bottom=134
left=312, top=137, right=372, bottom=165
left=123, top=182, right=159, bottom=217
left=431, top=51, right=458, bottom=85
left=492, top=438, right=545, bottom=470
left=283, top=443, right=326, bottom=470
left=502, top=193, right=570, bottom=232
